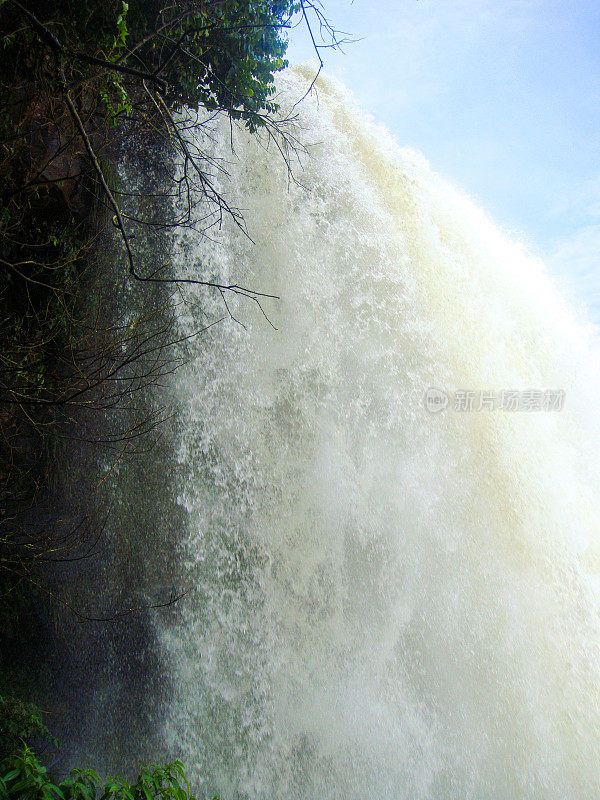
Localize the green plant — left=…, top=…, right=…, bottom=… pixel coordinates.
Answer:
left=0, top=747, right=207, bottom=800
left=0, top=699, right=53, bottom=762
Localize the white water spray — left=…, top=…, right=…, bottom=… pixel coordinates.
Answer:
left=160, top=67, right=600, bottom=799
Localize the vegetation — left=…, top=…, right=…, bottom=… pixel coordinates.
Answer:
left=1, top=746, right=200, bottom=800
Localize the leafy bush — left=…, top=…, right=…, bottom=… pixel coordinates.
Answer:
left=0, top=747, right=205, bottom=800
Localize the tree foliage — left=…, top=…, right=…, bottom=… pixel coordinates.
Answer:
left=0, top=0, right=298, bottom=127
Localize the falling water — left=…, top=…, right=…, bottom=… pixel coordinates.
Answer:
left=156, top=67, right=600, bottom=799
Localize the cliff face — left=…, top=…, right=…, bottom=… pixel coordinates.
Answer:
left=31, top=111, right=99, bottom=217
left=7, top=72, right=110, bottom=214
left=0, top=11, right=118, bottom=734
left=0, top=58, right=109, bottom=498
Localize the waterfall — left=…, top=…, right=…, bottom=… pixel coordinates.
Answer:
left=155, top=67, right=600, bottom=799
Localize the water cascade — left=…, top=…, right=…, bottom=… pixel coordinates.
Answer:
left=146, top=67, right=600, bottom=798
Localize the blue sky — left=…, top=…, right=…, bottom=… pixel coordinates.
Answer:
left=286, top=0, right=600, bottom=324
